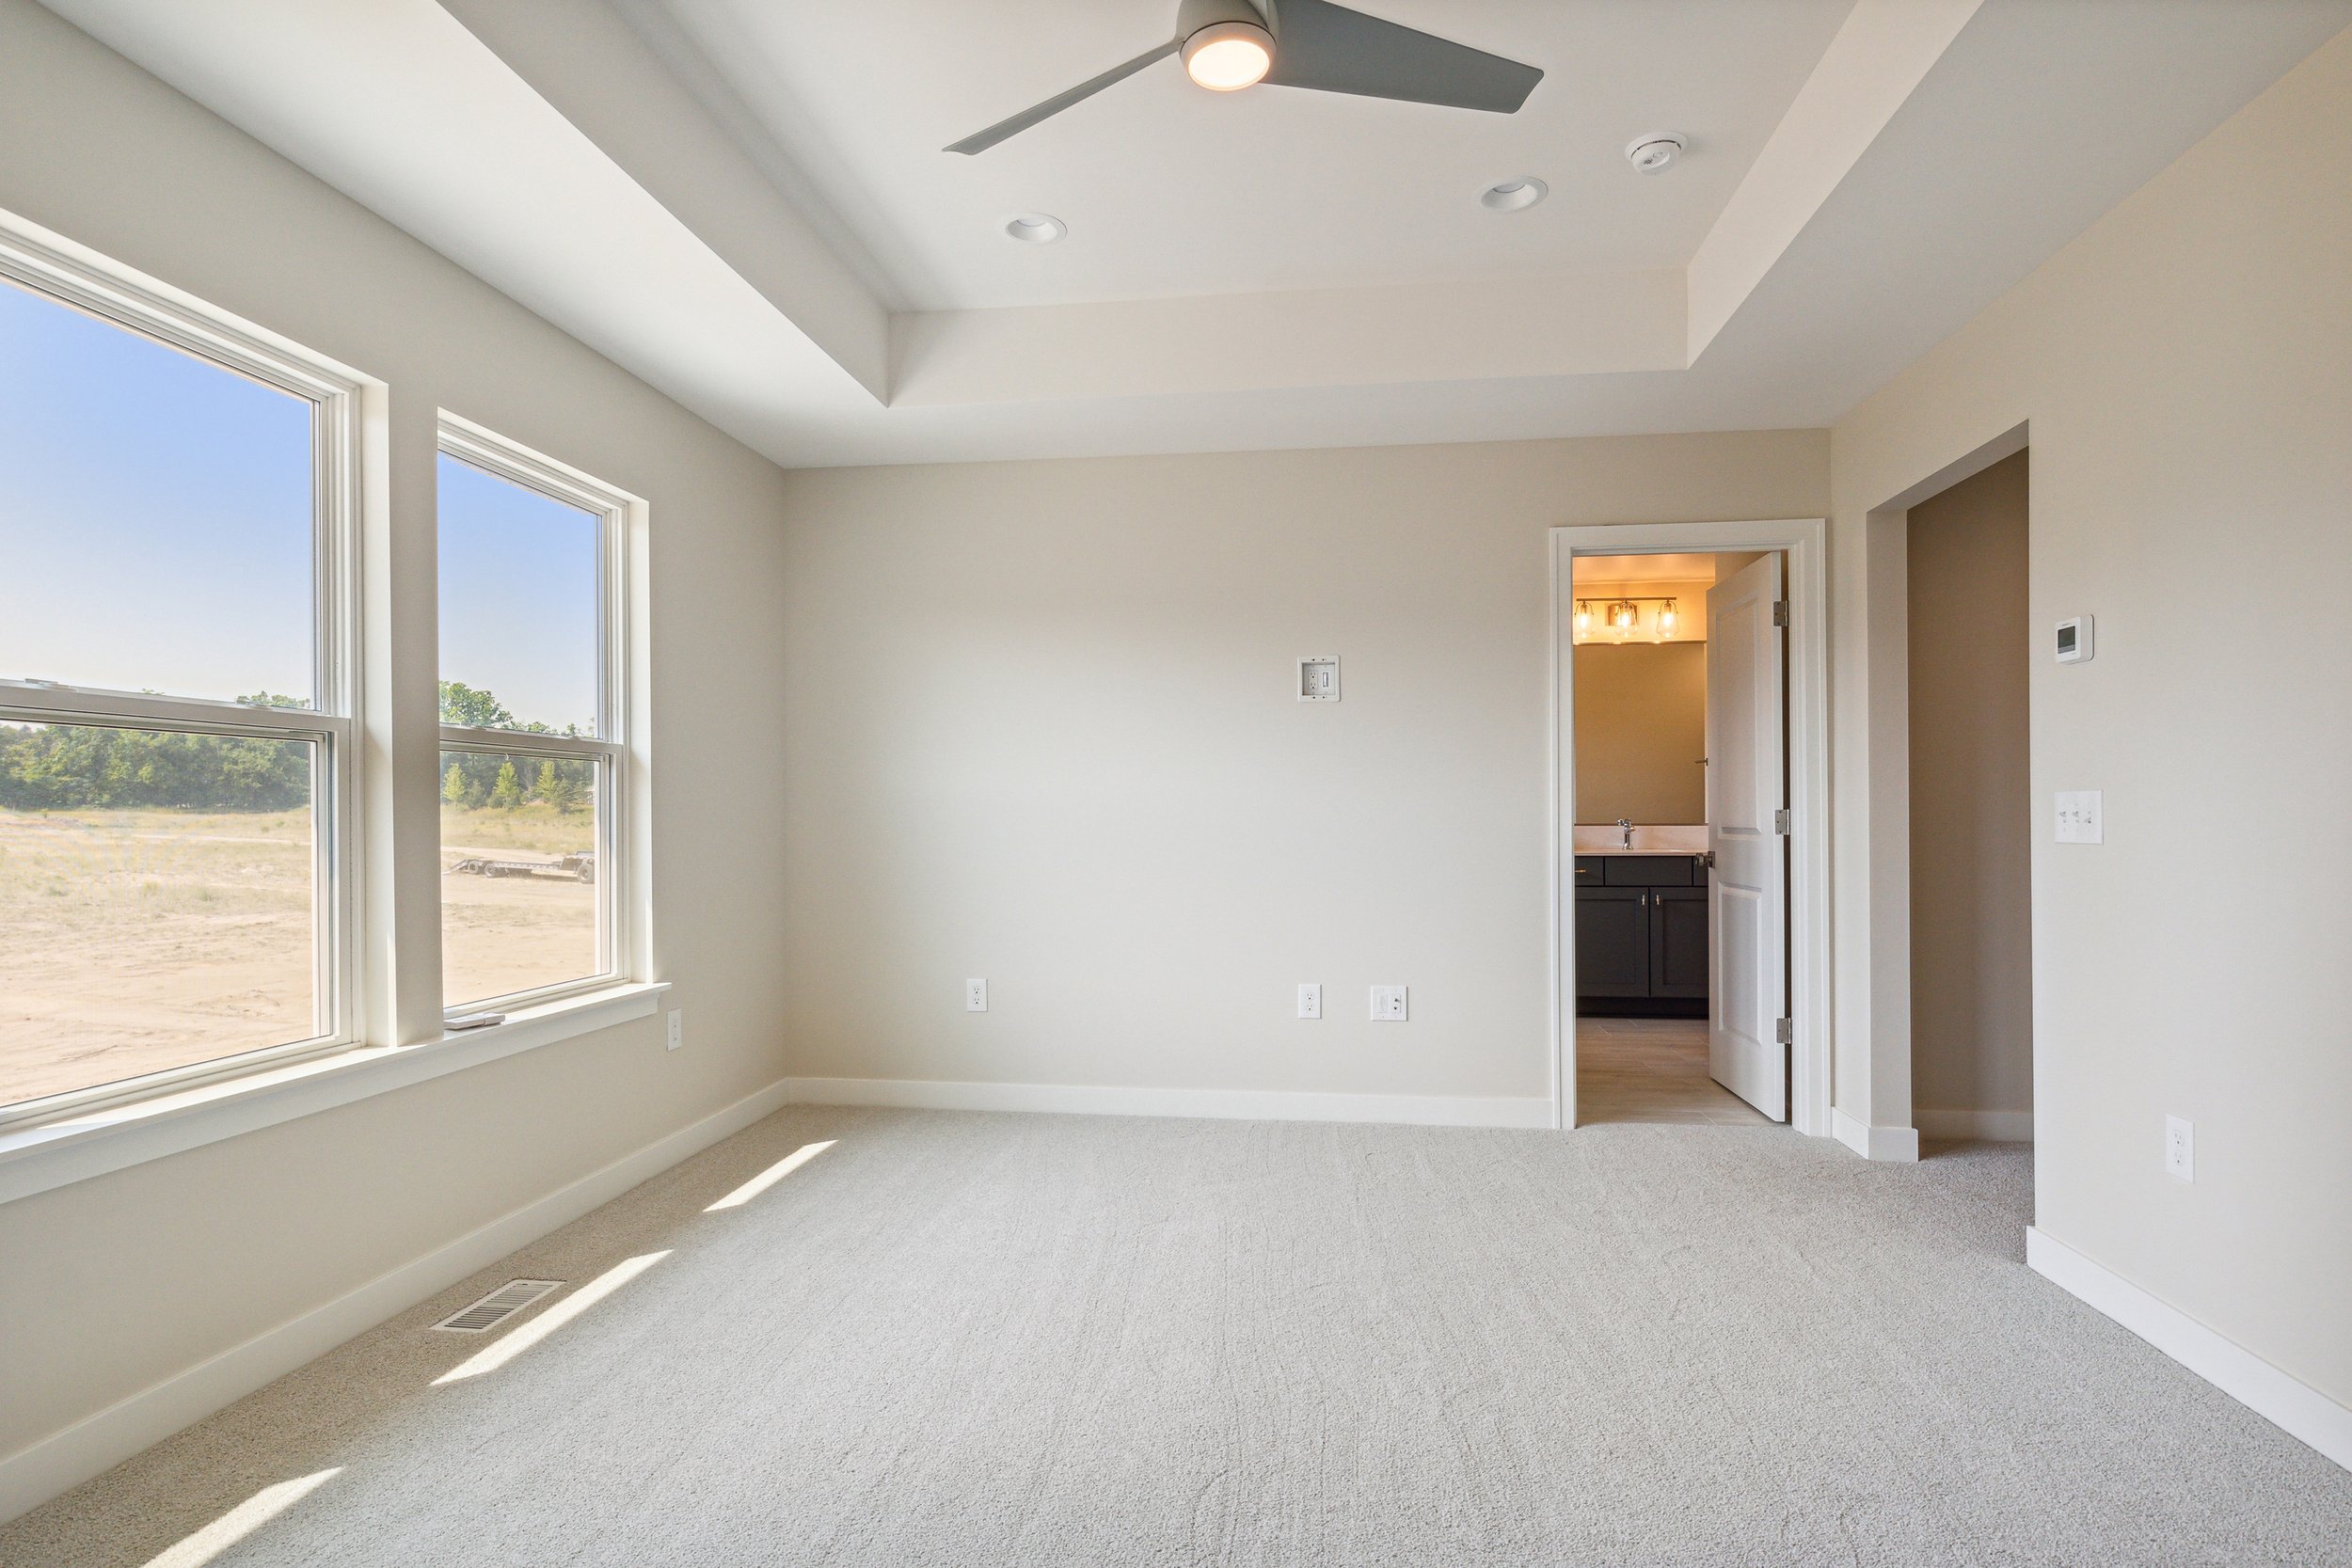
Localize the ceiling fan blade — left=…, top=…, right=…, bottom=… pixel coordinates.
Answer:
left=1262, top=0, right=1540, bottom=113
left=946, top=39, right=1182, bottom=154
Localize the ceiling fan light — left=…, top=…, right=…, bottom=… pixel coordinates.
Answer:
left=1183, top=22, right=1274, bottom=91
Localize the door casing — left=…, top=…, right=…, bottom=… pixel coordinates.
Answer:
left=1549, top=520, right=1831, bottom=1136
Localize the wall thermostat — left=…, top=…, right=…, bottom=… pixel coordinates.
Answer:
left=2055, top=616, right=2094, bottom=663
left=1298, top=656, right=1340, bottom=702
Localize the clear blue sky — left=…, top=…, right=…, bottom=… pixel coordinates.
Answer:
left=0, top=277, right=313, bottom=703
left=0, top=277, right=596, bottom=730
left=437, top=453, right=597, bottom=735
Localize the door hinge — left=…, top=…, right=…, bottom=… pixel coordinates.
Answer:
left=1772, top=600, right=1789, bottom=627
left=1773, top=809, right=1792, bottom=834
left=1774, top=1017, right=1793, bottom=1046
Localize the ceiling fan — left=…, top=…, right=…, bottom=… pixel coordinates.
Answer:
left=946, top=0, right=1543, bottom=154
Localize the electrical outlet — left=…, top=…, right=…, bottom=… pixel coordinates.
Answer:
left=664, top=1008, right=684, bottom=1052
left=2055, top=790, right=2104, bottom=844
left=965, top=977, right=988, bottom=1012
left=1297, top=983, right=1322, bottom=1020
left=2165, top=1115, right=2194, bottom=1181
left=1370, top=985, right=1408, bottom=1022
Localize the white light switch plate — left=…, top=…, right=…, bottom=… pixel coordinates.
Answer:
left=2056, top=790, right=2103, bottom=844
left=1297, top=983, right=1322, bottom=1020
left=665, top=1009, right=684, bottom=1051
left=1370, top=985, right=1408, bottom=1022
left=965, top=978, right=987, bottom=1012
left=2165, top=1115, right=2194, bottom=1181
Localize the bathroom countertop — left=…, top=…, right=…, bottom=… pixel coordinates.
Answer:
left=1572, top=824, right=1708, bottom=855
left=1576, top=846, right=1708, bottom=856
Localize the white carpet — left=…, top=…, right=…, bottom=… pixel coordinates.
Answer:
left=6, top=1106, right=2346, bottom=1566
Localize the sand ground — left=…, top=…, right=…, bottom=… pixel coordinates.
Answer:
left=1, top=804, right=596, bottom=1109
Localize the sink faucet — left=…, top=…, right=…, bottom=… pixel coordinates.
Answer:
left=1615, top=817, right=1634, bottom=850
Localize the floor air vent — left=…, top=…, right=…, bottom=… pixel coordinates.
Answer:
left=432, top=1278, right=564, bottom=1334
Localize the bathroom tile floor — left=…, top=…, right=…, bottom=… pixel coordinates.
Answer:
left=1575, top=1015, right=1774, bottom=1126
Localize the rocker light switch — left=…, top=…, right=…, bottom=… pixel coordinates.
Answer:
left=1298, top=657, right=1340, bottom=702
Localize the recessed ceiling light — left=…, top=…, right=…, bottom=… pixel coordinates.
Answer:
left=1004, top=214, right=1067, bottom=244
left=1480, top=177, right=1548, bottom=213
left=1626, top=133, right=1686, bottom=174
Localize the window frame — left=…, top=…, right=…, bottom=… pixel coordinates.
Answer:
left=435, top=415, right=640, bottom=1015
left=0, top=222, right=366, bottom=1131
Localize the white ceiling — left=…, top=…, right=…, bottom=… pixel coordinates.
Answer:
left=38, top=0, right=2352, bottom=468
left=634, top=0, right=1857, bottom=310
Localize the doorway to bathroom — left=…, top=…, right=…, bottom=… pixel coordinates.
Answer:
left=1569, top=550, right=1772, bottom=1126
left=1549, top=521, right=1830, bottom=1135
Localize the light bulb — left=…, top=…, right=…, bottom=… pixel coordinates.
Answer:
left=1575, top=603, right=1591, bottom=634
left=1612, top=602, right=1637, bottom=630
left=1659, top=602, right=1677, bottom=632
left=1184, top=23, right=1274, bottom=91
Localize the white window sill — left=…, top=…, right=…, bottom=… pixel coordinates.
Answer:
left=0, top=982, right=670, bottom=1206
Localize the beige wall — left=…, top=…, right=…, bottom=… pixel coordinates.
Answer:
left=0, top=0, right=791, bottom=1478
left=1831, top=27, right=2352, bottom=1405
left=778, top=433, right=1826, bottom=1102
left=1906, top=451, right=2031, bottom=1123
left=1574, top=643, right=1707, bottom=825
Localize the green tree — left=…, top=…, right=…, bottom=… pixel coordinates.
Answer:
left=489, top=758, right=523, bottom=811
left=0, top=723, right=309, bottom=812
left=542, top=760, right=583, bottom=814
left=443, top=761, right=470, bottom=808
left=438, top=680, right=514, bottom=729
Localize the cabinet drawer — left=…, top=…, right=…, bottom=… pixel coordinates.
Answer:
left=1574, top=856, right=1605, bottom=883
left=1602, top=855, right=1694, bottom=887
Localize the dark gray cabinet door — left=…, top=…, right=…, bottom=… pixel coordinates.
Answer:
left=1649, top=885, right=1709, bottom=998
left=1575, top=886, right=1649, bottom=997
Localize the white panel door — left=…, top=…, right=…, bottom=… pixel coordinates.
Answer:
left=1706, top=554, right=1788, bottom=1120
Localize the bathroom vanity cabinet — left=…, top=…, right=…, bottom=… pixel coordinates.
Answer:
left=1574, top=853, right=1708, bottom=1013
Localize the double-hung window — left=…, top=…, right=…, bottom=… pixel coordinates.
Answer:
left=436, top=418, right=635, bottom=1013
left=0, top=231, right=362, bottom=1122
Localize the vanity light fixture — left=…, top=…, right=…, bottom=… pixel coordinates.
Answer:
left=1572, top=594, right=1685, bottom=641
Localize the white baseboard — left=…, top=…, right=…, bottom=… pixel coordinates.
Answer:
left=1914, top=1106, right=2034, bottom=1142
left=1831, top=1106, right=1920, bottom=1162
left=0, top=1076, right=792, bottom=1527
left=2026, top=1227, right=2350, bottom=1473
left=786, top=1076, right=1554, bottom=1130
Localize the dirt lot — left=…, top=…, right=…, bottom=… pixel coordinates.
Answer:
left=0, top=803, right=596, bottom=1110
left=438, top=801, right=597, bottom=1011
